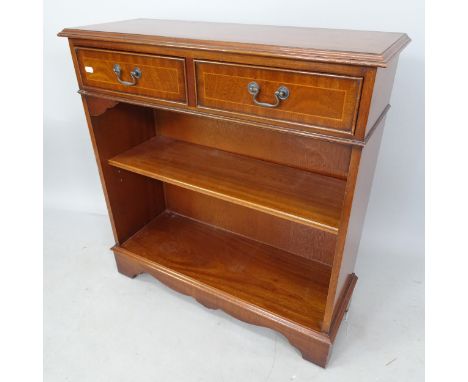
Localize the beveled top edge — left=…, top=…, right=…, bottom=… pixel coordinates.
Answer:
left=58, top=19, right=410, bottom=67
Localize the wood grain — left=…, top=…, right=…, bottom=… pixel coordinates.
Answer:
left=365, top=58, right=399, bottom=136
left=108, top=136, right=346, bottom=233
left=165, top=184, right=337, bottom=265
left=68, top=37, right=380, bottom=143
left=60, top=19, right=409, bottom=367
left=118, top=211, right=332, bottom=331
left=76, top=47, right=187, bottom=103
left=83, top=98, right=166, bottom=243
left=196, top=60, right=362, bottom=133
left=335, top=120, right=386, bottom=305
left=113, top=247, right=332, bottom=367
left=322, top=117, right=386, bottom=332
left=59, top=19, right=410, bottom=67
left=155, top=110, right=352, bottom=179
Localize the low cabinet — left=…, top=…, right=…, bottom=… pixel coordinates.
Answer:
left=59, top=19, right=409, bottom=367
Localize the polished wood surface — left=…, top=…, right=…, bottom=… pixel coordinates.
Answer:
left=117, top=210, right=331, bottom=331
left=165, top=184, right=337, bottom=265
left=365, top=58, right=399, bottom=136
left=195, top=60, right=362, bottom=133
left=113, top=245, right=334, bottom=367
left=76, top=48, right=187, bottom=103
left=327, top=116, right=386, bottom=328
left=321, top=110, right=391, bottom=332
left=68, top=38, right=379, bottom=143
left=155, top=110, right=352, bottom=179
left=328, top=273, right=357, bottom=342
left=60, top=19, right=408, bottom=367
left=59, top=19, right=410, bottom=66
left=83, top=98, right=166, bottom=243
left=108, top=136, right=346, bottom=233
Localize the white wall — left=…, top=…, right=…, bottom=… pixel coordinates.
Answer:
left=44, top=0, right=424, bottom=256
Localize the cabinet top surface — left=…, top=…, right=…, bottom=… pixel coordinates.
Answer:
left=59, top=18, right=410, bottom=66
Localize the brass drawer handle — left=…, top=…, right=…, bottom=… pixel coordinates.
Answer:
left=113, top=64, right=142, bottom=86
left=247, top=81, right=289, bottom=108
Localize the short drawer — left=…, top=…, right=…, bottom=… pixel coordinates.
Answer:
left=76, top=48, right=187, bottom=103
left=195, top=61, right=363, bottom=133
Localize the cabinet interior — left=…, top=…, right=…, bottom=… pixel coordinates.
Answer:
left=88, top=99, right=352, bottom=330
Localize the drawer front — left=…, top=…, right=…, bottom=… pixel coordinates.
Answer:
left=195, top=61, right=362, bottom=133
left=76, top=48, right=187, bottom=103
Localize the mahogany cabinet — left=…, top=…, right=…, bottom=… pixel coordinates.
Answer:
left=59, top=19, right=409, bottom=367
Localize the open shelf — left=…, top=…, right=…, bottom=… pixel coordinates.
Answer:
left=108, top=136, right=346, bottom=233
left=115, top=211, right=331, bottom=331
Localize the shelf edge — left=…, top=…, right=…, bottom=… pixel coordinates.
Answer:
left=108, top=158, right=340, bottom=235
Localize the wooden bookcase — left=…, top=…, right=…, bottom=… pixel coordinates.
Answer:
left=59, top=19, right=409, bottom=367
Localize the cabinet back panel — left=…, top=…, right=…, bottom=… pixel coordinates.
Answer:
left=165, top=184, right=336, bottom=266
left=155, top=110, right=351, bottom=179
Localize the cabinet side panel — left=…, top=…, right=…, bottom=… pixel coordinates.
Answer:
left=82, top=98, right=166, bottom=243
left=365, top=59, right=398, bottom=136
left=334, top=119, right=385, bottom=302
left=322, top=117, right=386, bottom=332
